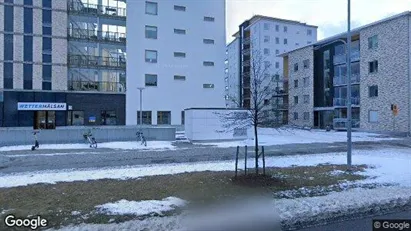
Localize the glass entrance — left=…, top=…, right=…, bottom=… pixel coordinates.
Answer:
left=34, top=111, right=56, bottom=129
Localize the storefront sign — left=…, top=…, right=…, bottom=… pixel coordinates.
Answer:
left=89, top=116, right=96, bottom=123
left=17, top=102, right=67, bottom=111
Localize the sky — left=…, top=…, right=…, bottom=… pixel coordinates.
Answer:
left=226, top=0, right=411, bottom=43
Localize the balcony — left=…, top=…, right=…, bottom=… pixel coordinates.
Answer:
left=333, top=73, right=360, bottom=86
left=243, top=48, right=251, bottom=56
left=273, top=104, right=288, bottom=110
left=68, top=1, right=126, bottom=18
left=333, top=118, right=360, bottom=130
left=333, top=50, right=360, bottom=65
left=273, top=89, right=288, bottom=96
left=243, top=37, right=251, bottom=45
left=333, top=97, right=360, bottom=107
left=68, top=80, right=126, bottom=93
left=243, top=59, right=251, bottom=67
left=68, top=28, right=126, bottom=44
left=69, top=55, right=126, bottom=69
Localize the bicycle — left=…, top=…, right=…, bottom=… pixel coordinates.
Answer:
left=83, top=129, right=97, bottom=149
left=136, top=131, right=147, bottom=147
left=31, top=131, right=40, bottom=151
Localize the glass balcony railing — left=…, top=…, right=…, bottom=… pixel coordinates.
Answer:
left=333, top=97, right=360, bottom=106
left=69, top=55, right=126, bottom=69
left=333, top=50, right=360, bottom=65
left=333, top=73, right=360, bottom=86
left=68, top=28, right=126, bottom=43
left=333, top=118, right=360, bottom=130
left=68, top=1, right=126, bottom=18
left=68, top=80, right=126, bottom=93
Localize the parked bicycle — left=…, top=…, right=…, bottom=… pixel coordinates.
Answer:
left=83, top=129, right=97, bottom=149
left=31, top=131, right=40, bottom=151
left=136, top=131, right=147, bottom=146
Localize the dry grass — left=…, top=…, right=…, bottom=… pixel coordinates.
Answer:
left=0, top=164, right=367, bottom=229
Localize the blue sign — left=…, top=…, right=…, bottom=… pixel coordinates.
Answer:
left=17, top=102, right=67, bottom=111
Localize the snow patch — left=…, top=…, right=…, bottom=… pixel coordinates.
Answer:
left=71, top=211, right=81, bottom=216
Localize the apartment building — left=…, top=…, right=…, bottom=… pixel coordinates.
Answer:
left=282, top=11, right=411, bottom=133
left=126, top=0, right=226, bottom=126
left=0, top=0, right=126, bottom=128
left=226, top=15, right=317, bottom=125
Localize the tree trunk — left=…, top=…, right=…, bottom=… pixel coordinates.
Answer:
left=254, top=123, right=259, bottom=175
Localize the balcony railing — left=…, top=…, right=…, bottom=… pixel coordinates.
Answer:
left=69, top=1, right=126, bottom=18
left=333, top=97, right=360, bottom=106
left=273, top=104, right=288, bottom=110
left=333, top=118, right=360, bottom=130
left=243, top=37, right=251, bottom=44
left=333, top=50, right=360, bottom=65
left=243, top=59, right=251, bottom=67
left=243, top=48, right=251, bottom=56
left=68, top=28, right=126, bottom=44
left=68, top=80, right=126, bottom=93
left=333, top=73, right=360, bottom=86
left=69, top=55, right=126, bottom=69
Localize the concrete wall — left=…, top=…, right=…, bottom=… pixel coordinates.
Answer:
left=359, top=15, right=410, bottom=132
left=185, top=108, right=252, bottom=141
left=287, top=46, right=315, bottom=127
left=0, top=126, right=176, bottom=146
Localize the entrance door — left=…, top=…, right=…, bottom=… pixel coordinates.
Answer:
left=34, top=111, right=56, bottom=129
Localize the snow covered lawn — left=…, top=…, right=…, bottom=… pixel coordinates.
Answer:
left=0, top=148, right=410, bottom=188
left=0, top=141, right=176, bottom=152
left=196, top=128, right=397, bottom=147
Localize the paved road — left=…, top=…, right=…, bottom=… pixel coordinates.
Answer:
left=1, top=138, right=410, bottom=174
left=298, top=209, right=411, bottom=231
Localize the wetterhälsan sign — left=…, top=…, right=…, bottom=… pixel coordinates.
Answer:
left=17, top=102, right=67, bottom=111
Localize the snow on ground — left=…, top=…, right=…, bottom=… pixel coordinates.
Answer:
left=196, top=128, right=397, bottom=147
left=95, top=197, right=187, bottom=216
left=0, top=148, right=410, bottom=188
left=0, top=141, right=176, bottom=152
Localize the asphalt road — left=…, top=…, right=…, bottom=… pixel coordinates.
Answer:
left=298, top=209, right=411, bottom=231
left=1, top=138, right=410, bottom=174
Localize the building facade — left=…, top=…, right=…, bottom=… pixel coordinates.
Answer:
left=226, top=15, right=317, bottom=125
left=282, top=11, right=411, bottom=133
left=0, top=0, right=126, bottom=128
left=126, top=0, right=226, bottom=126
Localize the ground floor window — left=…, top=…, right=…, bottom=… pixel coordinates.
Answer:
left=137, top=111, right=152, bottom=125
left=67, top=111, right=84, bottom=126
left=181, top=111, right=185, bottom=125
left=101, top=110, right=117, bottom=125
left=34, top=111, right=56, bottom=129
left=157, top=111, right=171, bottom=125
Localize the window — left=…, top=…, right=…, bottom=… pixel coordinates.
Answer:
left=369, top=85, right=378, bottom=97
left=174, top=5, right=186, bottom=11
left=203, top=61, right=214, bottom=66
left=145, top=50, right=157, bottom=63
left=174, top=52, right=186, bottom=58
left=303, top=77, right=309, bottom=87
left=181, top=111, right=185, bottom=125
left=294, top=96, right=298, bottom=104
left=264, top=23, right=269, bottom=30
left=264, top=36, right=270, bottom=43
left=174, top=75, right=186, bottom=80
left=303, top=95, right=309, bottom=103
left=137, top=111, right=152, bottom=125
left=275, top=62, right=279, bottom=68
left=203, top=84, right=215, bottom=88
left=157, top=111, right=171, bottom=125
left=264, top=61, right=270, bottom=68
left=42, top=9, right=51, bottom=24
left=203, top=39, right=215, bottom=44
left=24, top=0, right=33, bottom=5
left=284, top=26, right=288, bottom=32
left=275, top=25, right=279, bottom=32
left=264, top=48, right=270, bottom=55
left=42, top=0, right=51, bottom=8
left=204, top=16, right=215, bottom=22
left=275, top=37, right=279, bottom=44
left=307, top=29, right=312, bottom=36
left=42, top=54, right=51, bottom=63
left=294, top=112, right=298, bottom=120
left=275, top=49, right=279, bottom=55
left=42, top=37, right=52, bottom=52
left=284, top=38, right=288, bottom=44
left=4, top=34, right=13, bottom=61
left=295, top=43, right=299, bottom=46
left=101, top=110, right=117, bottom=125
left=4, top=5, right=13, bottom=32
left=294, top=63, right=298, bottom=72
left=145, top=1, right=158, bottom=15
left=145, top=74, right=157, bottom=86
left=174, top=29, right=186, bottom=34
left=42, top=81, right=51, bottom=90
left=4, top=63, right=13, bottom=89
left=369, top=110, right=378, bottom=123
left=369, top=60, right=378, bottom=73
left=294, top=79, right=298, bottom=88
left=368, top=35, right=378, bottom=49
left=42, top=65, right=51, bottom=81
left=264, top=99, right=270, bottom=105
left=307, top=41, right=312, bottom=44
left=42, top=26, right=52, bottom=35
left=67, top=111, right=84, bottom=126
left=304, top=112, right=310, bottom=121
left=303, top=59, right=309, bottom=69
left=23, top=64, right=33, bottom=89
left=24, top=8, right=33, bottom=33
left=145, top=26, right=157, bottom=39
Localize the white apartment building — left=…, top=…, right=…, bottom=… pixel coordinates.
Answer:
left=126, top=0, right=226, bottom=126
left=226, top=15, right=318, bottom=110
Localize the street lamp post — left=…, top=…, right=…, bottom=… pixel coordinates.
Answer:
left=346, top=0, right=352, bottom=169
left=137, top=87, right=145, bottom=131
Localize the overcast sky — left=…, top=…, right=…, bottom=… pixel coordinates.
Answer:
left=226, top=0, right=411, bottom=43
